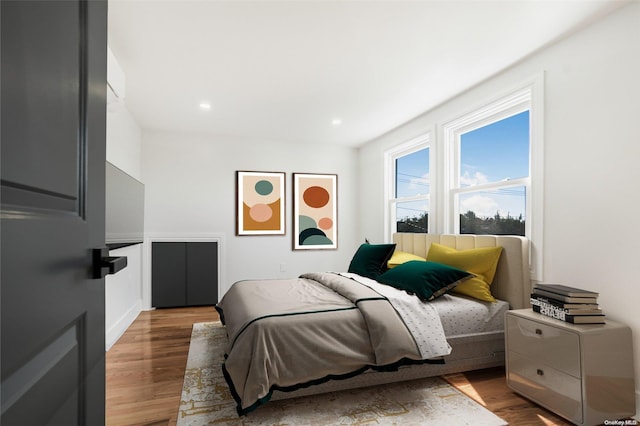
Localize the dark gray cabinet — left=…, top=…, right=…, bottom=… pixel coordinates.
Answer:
left=152, top=242, right=218, bottom=307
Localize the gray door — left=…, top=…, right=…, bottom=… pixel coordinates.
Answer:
left=1, top=1, right=108, bottom=424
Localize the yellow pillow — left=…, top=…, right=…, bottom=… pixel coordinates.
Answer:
left=387, top=250, right=426, bottom=269
left=426, top=243, right=503, bottom=302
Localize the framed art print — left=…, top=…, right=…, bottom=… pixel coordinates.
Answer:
left=293, top=173, right=337, bottom=249
left=236, top=171, right=286, bottom=235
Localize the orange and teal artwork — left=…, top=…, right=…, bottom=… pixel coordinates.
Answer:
left=293, top=173, right=337, bottom=250
left=236, top=171, right=285, bottom=235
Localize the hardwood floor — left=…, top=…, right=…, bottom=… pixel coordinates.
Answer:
left=442, top=370, right=572, bottom=425
left=106, top=306, right=218, bottom=426
left=106, top=306, right=573, bottom=426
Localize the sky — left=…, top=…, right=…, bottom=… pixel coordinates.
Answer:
left=396, top=110, right=529, bottom=220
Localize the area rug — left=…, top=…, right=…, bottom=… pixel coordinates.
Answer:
left=177, top=322, right=507, bottom=426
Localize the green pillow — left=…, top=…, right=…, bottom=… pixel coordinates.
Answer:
left=348, top=243, right=396, bottom=279
left=376, top=260, right=472, bottom=301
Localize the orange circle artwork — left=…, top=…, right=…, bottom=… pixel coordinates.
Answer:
left=303, top=186, right=330, bottom=208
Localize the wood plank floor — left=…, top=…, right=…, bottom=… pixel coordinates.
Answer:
left=106, top=306, right=574, bottom=426
left=442, top=370, right=572, bottom=425
left=106, top=306, right=218, bottom=426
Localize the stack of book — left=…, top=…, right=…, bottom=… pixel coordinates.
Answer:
left=530, top=284, right=605, bottom=324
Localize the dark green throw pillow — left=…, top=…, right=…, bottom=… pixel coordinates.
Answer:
left=376, top=260, right=473, bottom=301
left=348, top=243, right=396, bottom=279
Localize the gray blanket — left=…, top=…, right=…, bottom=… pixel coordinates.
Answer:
left=216, top=272, right=426, bottom=415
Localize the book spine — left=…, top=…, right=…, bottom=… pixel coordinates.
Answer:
left=532, top=302, right=605, bottom=323
left=532, top=288, right=598, bottom=304
left=534, top=284, right=598, bottom=297
left=531, top=301, right=566, bottom=321
left=531, top=294, right=567, bottom=309
left=564, top=314, right=605, bottom=324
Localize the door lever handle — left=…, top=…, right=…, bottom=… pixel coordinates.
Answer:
left=92, top=248, right=127, bottom=279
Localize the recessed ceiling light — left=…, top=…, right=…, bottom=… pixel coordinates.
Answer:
left=199, top=102, right=212, bottom=111
left=331, top=118, right=342, bottom=126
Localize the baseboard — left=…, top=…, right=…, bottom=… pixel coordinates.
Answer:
left=106, top=300, right=142, bottom=351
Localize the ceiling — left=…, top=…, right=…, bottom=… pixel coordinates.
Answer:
left=107, top=0, right=627, bottom=147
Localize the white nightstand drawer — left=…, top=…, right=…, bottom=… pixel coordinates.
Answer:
left=506, top=314, right=581, bottom=377
left=507, top=351, right=583, bottom=424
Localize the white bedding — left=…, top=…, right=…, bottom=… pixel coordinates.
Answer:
left=340, top=272, right=508, bottom=343
left=431, top=294, right=509, bottom=337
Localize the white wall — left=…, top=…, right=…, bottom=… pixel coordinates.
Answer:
left=105, top=102, right=144, bottom=350
left=141, top=130, right=360, bottom=308
left=358, top=2, right=640, bottom=412
left=106, top=102, right=142, bottom=181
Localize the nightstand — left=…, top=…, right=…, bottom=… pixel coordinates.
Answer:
left=505, top=309, right=636, bottom=426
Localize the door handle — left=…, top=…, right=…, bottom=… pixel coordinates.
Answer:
left=92, top=248, right=127, bottom=279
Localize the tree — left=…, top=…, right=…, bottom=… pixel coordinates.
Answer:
left=397, top=210, right=524, bottom=236
left=460, top=210, right=524, bottom=236
left=397, top=213, right=428, bottom=233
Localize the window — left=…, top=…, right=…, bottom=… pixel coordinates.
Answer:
left=384, top=74, right=543, bottom=279
left=385, top=134, right=431, bottom=236
left=443, top=75, right=544, bottom=279
left=454, top=110, right=529, bottom=236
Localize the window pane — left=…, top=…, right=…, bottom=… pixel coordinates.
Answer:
left=396, top=200, right=428, bottom=233
left=460, top=111, right=529, bottom=187
left=459, top=186, right=525, bottom=236
left=395, top=148, right=429, bottom=198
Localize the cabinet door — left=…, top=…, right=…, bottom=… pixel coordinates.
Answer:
left=152, top=242, right=187, bottom=307
left=186, top=242, right=218, bottom=306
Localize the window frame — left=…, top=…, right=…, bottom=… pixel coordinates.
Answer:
left=442, top=74, right=544, bottom=280
left=384, top=132, right=433, bottom=240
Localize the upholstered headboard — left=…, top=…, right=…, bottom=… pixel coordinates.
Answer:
left=392, top=233, right=531, bottom=309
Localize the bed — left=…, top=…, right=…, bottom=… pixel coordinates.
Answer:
left=216, top=232, right=531, bottom=415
